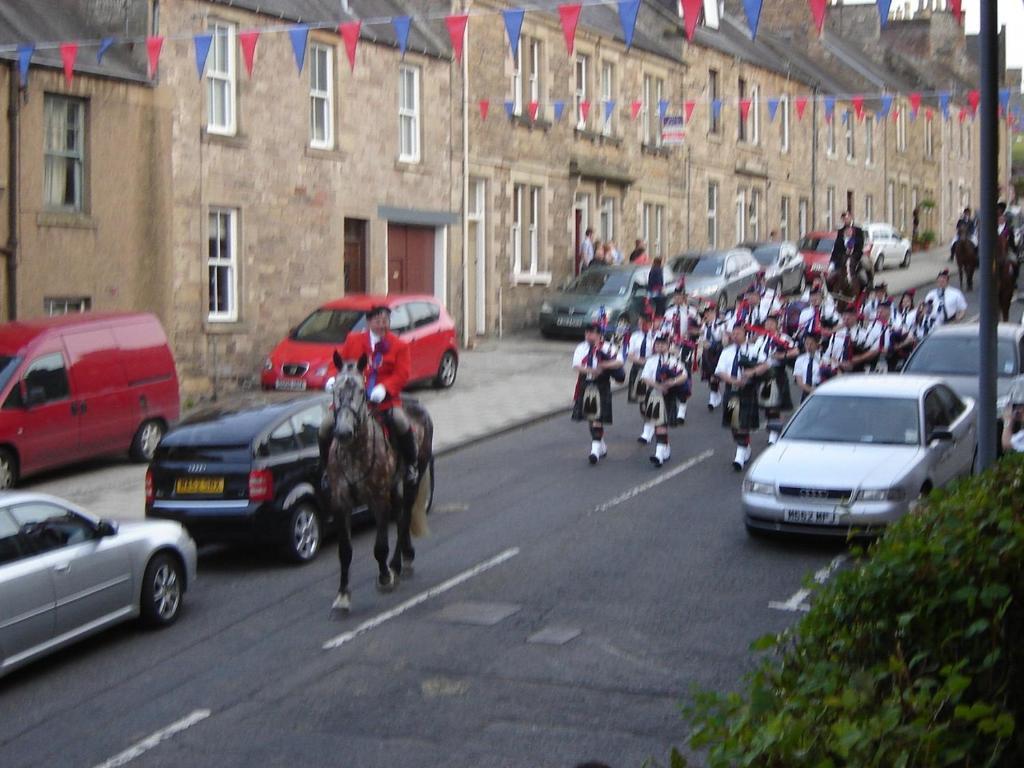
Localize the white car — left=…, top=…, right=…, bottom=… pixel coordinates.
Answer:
left=863, top=222, right=912, bottom=273
left=743, top=375, right=976, bottom=537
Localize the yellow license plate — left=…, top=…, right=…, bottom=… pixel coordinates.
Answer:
left=175, top=477, right=225, bottom=495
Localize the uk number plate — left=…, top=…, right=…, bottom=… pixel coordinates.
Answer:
left=175, top=477, right=225, bottom=495
left=275, top=378, right=307, bottom=391
left=783, top=507, right=837, bottom=525
left=556, top=316, right=584, bottom=328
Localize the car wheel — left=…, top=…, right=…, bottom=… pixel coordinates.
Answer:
left=900, top=250, right=911, bottom=269
left=140, top=552, right=183, bottom=627
left=0, top=448, right=18, bottom=490
left=284, top=502, right=322, bottom=563
left=434, top=351, right=458, bottom=389
left=874, top=254, right=884, bottom=273
left=131, top=419, right=165, bottom=462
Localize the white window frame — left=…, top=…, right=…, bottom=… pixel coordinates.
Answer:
left=643, top=203, right=664, bottom=257
left=513, top=183, right=546, bottom=281
left=900, top=183, right=908, bottom=232
left=309, top=44, right=334, bottom=149
left=826, top=113, right=836, bottom=156
left=44, top=296, right=91, bottom=315
left=511, top=38, right=523, bottom=116
left=601, top=61, right=615, bottom=137
left=737, top=78, right=748, bottom=143
left=707, top=182, right=719, bottom=248
left=43, top=94, right=85, bottom=212
left=865, top=116, right=874, bottom=165
left=642, top=74, right=664, bottom=147
left=925, top=116, right=933, bottom=158
left=897, top=106, right=907, bottom=152
left=600, top=196, right=615, bottom=243
left=208, top=208, right=239, bottom=323
left=735, top=189, right=746, bottom=244
left=750, top=85, right=760, bottom=145
left=865, top=194, right=874, bottom=222
left=750, top=189, right=761, bottom=241
left=575, top=54, right=589, bottom=130
left=825, top=186, right=835, bottom=230
left=398, top=64, right=420, bottom=163
left=207, top=21, right=236, bottom=136
left=779, top=197, right=790, bottom=242
left=708, top=69, right=720, bottom=135
left=780, top=94, right=790, bottom=152
left=845, top=110, right=855, bottom=160
left=528, top=39, right=541, bottom=116
left=798, top=198, right=809, bottom=237
left=886, top=180, right=895, bottom=224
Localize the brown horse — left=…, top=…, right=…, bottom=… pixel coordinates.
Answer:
left=327, top=354, right=433, bottom=615
left=953, top=222, right=978, bottom=291
left=995, top=237, right=1015, bottom=322
left=825, top=252, right=869, bottom=313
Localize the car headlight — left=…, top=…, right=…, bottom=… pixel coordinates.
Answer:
left=263, top=357, right=274, bottom=372
left=324, top=376, right=336, bottom=391
left=742, top=479, right=775, bottom=495
left=856, top=488, right=906, bottom=502
left=541, top=301, right=553, bottom=314
left=314, top=364, right=330, bottom=377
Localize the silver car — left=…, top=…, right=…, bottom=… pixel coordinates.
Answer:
left=670, top=248, right=760, bottom=309
left=743, top=375, right=976, bottom=537
left=0, top=492, right=197, bottom=678
left=740, top=241, right=806, bottom=295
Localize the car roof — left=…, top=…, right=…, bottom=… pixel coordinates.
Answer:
left=162, top=393, right=330, bottom=447
left=800, top=231, right=834, bottom=239
left=0, top=312, right=158, bottom=350
left=318, top=294, right=439, bottom=312
left=814, top=374, right=947, bottom=399
left=923, top=322, right=1022, bottom=341
left=0, top=490, right=78, bottom=508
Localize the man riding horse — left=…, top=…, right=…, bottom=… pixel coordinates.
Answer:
left=828, top=210, right=871, bottom=306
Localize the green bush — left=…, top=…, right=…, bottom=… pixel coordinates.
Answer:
left=916, top=229, right=937, bottom=248
left=680, top=455, right=1024, bottom=767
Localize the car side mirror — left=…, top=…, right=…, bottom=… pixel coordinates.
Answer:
left=96, top=519, right=119, bottom=538
left=929, top=428, right=954, bottom=443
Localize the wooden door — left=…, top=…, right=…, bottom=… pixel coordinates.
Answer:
left=343, top=219, right=367, bottom=294
left=388, top=224, right=434, bottom=294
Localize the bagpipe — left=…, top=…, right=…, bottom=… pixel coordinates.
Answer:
left=641, top=353, right=688, bottom=425
left=598, top=338, right=626, bottom=383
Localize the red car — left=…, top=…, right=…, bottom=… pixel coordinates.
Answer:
left=261, top=295, right=458, bottom=392
left=797, top=231, right=836, bottom=283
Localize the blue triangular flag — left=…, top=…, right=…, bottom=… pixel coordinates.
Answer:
left=288, top=26, right=309, bottom=73
left=97, top=37, right=116, bottom=64
left=504, top=100, right=515, bottom=119
left=604, top=99, right=616, bottom=123
left=503, top=9, right=524, bottom=59
left=194, top=33, right=213, bottom=78
left=877, top=0, right=893, bottom=27
left=17, top=44, right=33, bottom=87
left=878, top=94, right=893, bottom=118
left=553, top=100, right=566, bottom=121
left=939, top=91, right=950, bottom=119
left=824, top=96, right=835, bottom=119
left=767, top=97, right=780, bottom=121
left=618, top=0, right=641, bottom=49
left=658, top=98, right=669, bottom=120
left=392, top=16, right=411, bottom=56
left=742, top=0, right=763, bottom=38
left=999, top=88, right=1010, bottom=113
left=712, top=99, right=722, bottom=121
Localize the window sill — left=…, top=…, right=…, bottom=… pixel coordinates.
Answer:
left=574, top=128, right=621, bottom=148
left=511, top=271, right=552, bottom=286
left=511, top=114, right=553, bottom=131
left=306, top=146, right=347, bottom=163
left=37, top=211, right=96, bottom=230
left=204, top=319, right=244, bottom=334
left=202, top=130, right=249, bottom=150
left=394, top=159, right=431, bottom=175
left=641, top=143, right=670, bottom=158
left=707, top=132, right=723, bottom=144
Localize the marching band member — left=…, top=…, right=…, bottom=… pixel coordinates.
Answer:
left=924, top=269, right=967, bottom=326
left=797, top=286, right=839, bottom=342
left=852, top=300, right=895, bottom=373
left=861, top=282, right=888, bottom=322
left=793, top=332, right=825, bottom=401
left=823, top=305, right=861, bottom=373
left=753, top=312, right=798, bottom=444
left=715, top=324, right=770, bottom=471
left=641, top=335, right=690, bottom=467
left=626, top=313, right=658, bottom=443
left=572, top=322, right=624, bottom=465
left=915, top=300, right=937, bottom=340
left=699, top=304, right=726, bottom=411
left=890, top=290, right=918, bottom=369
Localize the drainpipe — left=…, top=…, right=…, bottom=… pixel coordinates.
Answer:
left=810, top=84, right=818, bottom=229
left=460, top=0, right=471, bottom=348
left=2, top=62, right=19, bottom=320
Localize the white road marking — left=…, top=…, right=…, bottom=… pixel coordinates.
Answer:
left=593, top=449, right=715, bottom=514
left=91, top=709, right=211, bottom=768
left=768, top=554, right=848, bottom=613
left=323, top=547, right=520, bottom=650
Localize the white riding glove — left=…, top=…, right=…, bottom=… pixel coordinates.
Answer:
left=369, top=384, right=387, bottom=403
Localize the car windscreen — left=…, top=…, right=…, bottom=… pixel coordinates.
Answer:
left=751, top=245, right=781, bottom=266
left=565, top=270, right=633, bottom=296
left=0, top=355, right=21, bottom=394
left=674, top=256, right=724, bottom=277
left=798, top=236, right=834, bottom=253
left=904, top=336, right=1018, bottom=377
left=291, top=309, right=367, bottom=343
left=783, top=394, right=920, bottom=446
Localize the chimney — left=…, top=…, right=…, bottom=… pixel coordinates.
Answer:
left=826, top=2, right=881, bottom=41
left=755, top=0, right=821, bottom=39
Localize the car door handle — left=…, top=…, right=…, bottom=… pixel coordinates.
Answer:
left=79, top=401, right=87, bottom=414
left=54, top=563, right=70, bottom=574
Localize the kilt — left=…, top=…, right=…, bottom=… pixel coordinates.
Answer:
left=758, top=365, right=793, bottom=411
left=640, top=387, right=679, bottom=427
left=572, top=374, right=614, bottom=423
left=627, top=363, right=649, bottom=403
left=722, top=381, right=761, bottom=431
left=700, top=343, right=723, bottom=383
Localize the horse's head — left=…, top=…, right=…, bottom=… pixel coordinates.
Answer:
left=330, top=350, right=368, bottom=445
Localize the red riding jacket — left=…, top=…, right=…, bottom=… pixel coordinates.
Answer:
left=338, top=331, right=410, bottom=410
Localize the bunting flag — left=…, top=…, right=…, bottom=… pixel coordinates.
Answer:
left=878, top=94, right=893, bottom=118
left=908, top=92, right=921, bottom=116
left=630, top=100, right=642, bottom=121
left=767, top=96, right=779, bottom=121
left=742, top=0, right=763, bottom=39
left=967, top=89, right=979, bottom=115
left=795, top=96, right=808, bottom=120
left=618, top=0, right=641, bottom=50
left=239, top=30, right=259, bottom=77
left=606, top=100, right=618, bottom=123
left=17, top=44, right=33, bottom=87
left=684, top=100, right=695, bottom=123
left=739, top=98, right=751, bottom=122
left=925, top=108, right=934, bottom=122
left=939, top=91, right=950, bottom=120
left=877, top=0, right=893, bottom=27
left=958, top=107, right=967, bottom=123
left=891, top=107, right=900, bottom=123
left=503, top=8, right=524, bottom=59
left=529, top=101, right=540, bottom=121
left=504, top=100, right=515, bottom=119
left=288, top=27, right=308, bottom=73
left=711, top=99, right=722, bottom=122
left=194, top=33, right=213, bottom=78
left=999, top=89, right=1011, bottom=114
left=558, top=4, right=582, bottom=54
left=553, top=100, right=566, bottom=121
left=580, top=100, right=591, bottom=122
left=59, top=43, right=77, bottom=88
left=392, top=16, right=411, bottom=56
left=446, top=14, right=468, bottom=63
left=950, top=0, right=963, bottom=23
left=146, top=36, right=163, bottom=79
left=680, top=0, right=703, bottom=41
left=658, top=99, right=669, bottom=120
left=479, top=99, right=489, bottom=120
left=852, top=95, right=864, bottom=120
left=823, top=95, right=835, bottom=121
left=97, top=37, right=115, bottom=64
left=340, top=21, right=361, bottom=72
left=809, top=0, right=828, bottom=34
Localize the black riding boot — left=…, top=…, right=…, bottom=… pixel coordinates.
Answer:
left=399, top=429, right=419, bottom=484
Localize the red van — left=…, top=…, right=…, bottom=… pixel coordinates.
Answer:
left=0, top=312, right=180, bottom=488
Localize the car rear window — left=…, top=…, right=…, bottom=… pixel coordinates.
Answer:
left=565, top=270, right=633, bottom=296
left=751, top=246, right=780, bottom=266
left=798, top=236, right=834, bottom=253
left=292, top=309, right=366, bottom=343
left=0, top=355, right=20, bottom=394
left=904, top=336, right=1018, bottom=377
left=156, top=444, right=252, bottom=463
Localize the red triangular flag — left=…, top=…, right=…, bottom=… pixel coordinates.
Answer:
left=630, top=100, right=642, bottom=121
left=580, top=100, right=591, bottom=122
left=908, top=92, right=921, bottom=115
left=926, top=108, right=934, bottom=121
left=446, top=14, right=469, bottom=63
left=239, top=30, right=259, bottom=77
left=528, top=101, right=539, bottom=121
left=795, top=96, right=808, bottom=120
left=950, top=0, right=963, bottom=23
left=60, top=43, right=77, bottom=88
left=967, top=89, right=980, bottom=114
left=891, top=107, right=900, bottom=123
left=339, top=21, right=361, bottom=72
left=809, top=0, right=828, bottom=34
left=558, top=5, right=582, bottom=54
left=680, top=0, right=703, bottom=41
left=479, top=100, right=489, bottom=120
left=146, top=36, right=163, bottom=79
left=958, top=107, right=967, bottom=123
left=739, top=98, right=751, bottom=122
left=684, top=101, right=695, bottom=123
left=852, top=95, right=864, bottom=121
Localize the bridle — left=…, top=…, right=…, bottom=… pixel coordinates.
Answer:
left=330, top=367, right=383, bottom=491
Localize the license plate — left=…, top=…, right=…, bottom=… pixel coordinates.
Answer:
left=175, top=477, right=225, bottom=495
left=275, top=378, right=307, bottom=391
left=556, top=316, right=584, bottom=327
left=783, top=507, right=836, bottom=525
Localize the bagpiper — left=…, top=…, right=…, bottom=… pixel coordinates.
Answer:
left=924, top=269, right=967, bottom=326
left=572, top=322, right=624, bottom=464
left=626, top=312, right=658, bottom=443
left=853, top=300, right=896, bottom=373
left=752, top=312, right=798, bottom=444
left=890, top=290, right=918, bottom=369
left=796, top=285, right=839, bottom=343
left=698, top=303, right=726, bottom=411
left=641, top=334, right=690, bottom=467
left=823, top=305, right=861, bottom=373
left=793, top=331, right=826, bottom=402
left=715, top=324, right=770, bottom=471
left=861, top=282, right=889, bottom=323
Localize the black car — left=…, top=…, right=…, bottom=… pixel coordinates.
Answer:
left=146, top=393, right=336, bottom=563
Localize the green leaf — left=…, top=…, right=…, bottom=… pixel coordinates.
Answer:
left=964, top=618, right=989, bottom=637
left=669, top=747, right=689, bottom=768
left=749, top=633, right=778, bottom=652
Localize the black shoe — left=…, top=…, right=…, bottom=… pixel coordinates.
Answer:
left=732, top=461, right=743, bottom=472
left=589, top=453, right=599, bottom=465
left=650, top=455, right=663, bottom=467
left=707, top=403, right=715, bottom=412
left=637, top=436, right=649, bottom=444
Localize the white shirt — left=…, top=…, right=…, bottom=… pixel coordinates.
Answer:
left=580, top=238, right=595, bottom=268
left=640, top=353, right=685, bottom=385
left=797, top=304, right=837, bottom=336
left=627, top=330, right=657, bottom=362
left=715, top=342, right=768, bottom=380
left=924, top=286, right=967, bottom=325
left=1010, top=430, right=1024, bottom=453
left=824, top=324, right=860, bottom=365
left=794, top=351, right=824, bottom=389
left=572, top=341, right=601, bottom=379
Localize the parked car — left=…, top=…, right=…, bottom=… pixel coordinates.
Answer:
left=262, top=295, right=458, bottom=392
left=743, top=375, right=977, bottom=537
left=147, top=393, right=339, bottom=563
left=863, top=222, right=912, bottom=272
left=796, top=232, right=836, bottom=282
left=739, top=241, right=805, bottom=294
left=0, top=491, right=196, bottom=678
left=538, top=263, right=676, bottom=337
left=0, top=312, right=180, bottom=490
left=669, top=248, right=760, bottom=310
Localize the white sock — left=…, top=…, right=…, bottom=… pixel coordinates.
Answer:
left=768, top=430, right=779, bottom=445
left=591, top=440, right=601, bottom=456
left=733, top=445, right=745, bottom=466
left=710, top=391, right=722, bottom=408
left=640, top=423, right=655, bottom=441
left=599, top=440, right=608, bottom=456
left=678, top=403, right=687, bottom=420
left=663, top=443, right=671, bottom=460
left=742, top=445, right=752, bottom=462
left=654, top=443, right=667, bottom=462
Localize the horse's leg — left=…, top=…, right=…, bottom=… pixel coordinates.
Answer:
left=331, top=509, right=353, bottom=616
left=393, top=478, right=416, bottom=576
left=372, top=497, right=396, bottom=592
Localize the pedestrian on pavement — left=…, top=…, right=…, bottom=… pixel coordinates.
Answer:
left=648, top=257, right=666, bottom=317
left=716, top=324, right=770, bottom=471
left=793, top=331, right=825, bottom=402
left=641, top=334, right=689, bottom=467
left=580, top=227, right=596, bottom=271
left=628, top=239, right=646, bottom=262
left=912, top=206, right=920, bottom=244
left=572, top=322, right=624, bottom=464
left=924, top=269, right=967, bottom=326
left=607, top=240, right=624, bottom=265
